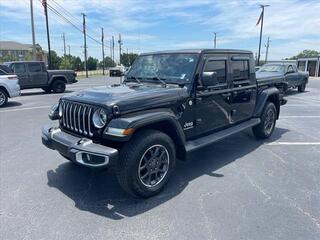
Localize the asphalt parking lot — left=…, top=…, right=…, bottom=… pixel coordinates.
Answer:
left=1, top=76, right=319, bottom=240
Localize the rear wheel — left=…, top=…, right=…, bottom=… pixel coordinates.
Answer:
left=116, top=130, right=176, bottom=198
left=52, top=80, right=66, bottom=93
left=298, top=81, right=306, bottom=92
left=252, top=102, right=277, bottom=139
left=0, top=89, right=8, bottom=107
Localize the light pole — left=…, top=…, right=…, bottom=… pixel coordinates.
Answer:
left=30, top=0, right=36, bottom=60
left=257, top=4, right=269, bottom=66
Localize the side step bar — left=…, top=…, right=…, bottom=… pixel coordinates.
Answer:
left=185, top=118, right=261, bottom=153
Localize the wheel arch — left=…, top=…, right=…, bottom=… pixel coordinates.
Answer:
left=0, top=85, right=9, bottom=97
left=104, top=110, right=187, bottom=160
left=49, top=75, right=67, bottom=85
left=253, top=87, right=280, bottom=119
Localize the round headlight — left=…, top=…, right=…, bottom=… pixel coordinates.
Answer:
left=92, top=108, right=107, bottom=128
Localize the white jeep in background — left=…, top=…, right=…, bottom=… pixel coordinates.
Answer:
left=0, top=69, right=20, bottom=107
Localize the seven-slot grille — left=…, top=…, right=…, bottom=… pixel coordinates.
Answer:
left=60, top=100, right=95, bottom=137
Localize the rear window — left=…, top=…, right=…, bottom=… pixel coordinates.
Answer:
left=28, top=63, right=42, bottom=72
left=231, top=60, right=249, bottom=81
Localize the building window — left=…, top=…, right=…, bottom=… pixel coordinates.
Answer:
left=297, top=61, right=306, bottom=71
left=231, top=60, right=249, bottom=81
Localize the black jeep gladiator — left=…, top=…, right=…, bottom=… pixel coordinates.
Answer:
left=5, top=61, right=77, bottom=93
left=42, top=49, right=286, bottom=198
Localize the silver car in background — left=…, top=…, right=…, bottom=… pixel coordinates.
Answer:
left=0, top=69, right=20, bottom=107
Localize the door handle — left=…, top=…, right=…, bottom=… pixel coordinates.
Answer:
left=221, top=93, right=231, bottom=97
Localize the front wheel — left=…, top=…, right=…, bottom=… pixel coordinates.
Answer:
left=0, top=89, right=8, bottom=107
left=252, top=102, right=277, bottom=139
left=116, top=130, right=176, bottom=198
left=298, top=81, right=306, bottom=92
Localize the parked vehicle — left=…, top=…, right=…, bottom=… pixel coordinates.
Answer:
left=256, top=63, right=309, bottom=92
left=4, top=61, right=77, bottom=93
left=0, top=69, right=20, bottom=107
left=0, top=64, right=13, bottom=74
left=42, top=49, right=287, bottom=198
left=109, top=65, right=125, bottom=77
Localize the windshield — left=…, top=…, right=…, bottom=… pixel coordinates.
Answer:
left=258, top=64, right=285, bottom=73
left=127, top=53, right=199, bottom=84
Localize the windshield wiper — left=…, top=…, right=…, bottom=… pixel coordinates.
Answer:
left=147, top=75, right=167, bottom=87
left=125, top=76, right=141, bottom=84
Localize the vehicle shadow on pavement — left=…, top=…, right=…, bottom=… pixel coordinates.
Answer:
left=285, top=89, right=310, bottom=96
left=2, top=101, right=22, bottom=108
left=21, top=90, right=73, bottom=97
left=46, top=127, right=288, bottom=220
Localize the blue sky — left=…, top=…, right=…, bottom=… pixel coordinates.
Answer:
left=0, top=0, right=319, bottom=61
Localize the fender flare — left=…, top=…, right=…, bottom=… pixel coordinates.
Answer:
left=253, top=87, right=280, bottom=118
left=49, top=75, right=67, bottom=85
left=103, top=109, right=187, bottom=159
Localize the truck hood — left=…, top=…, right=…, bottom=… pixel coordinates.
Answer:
left=62, top=83, right=189, bottom=113
left=256, top=71, right=284, bottom=79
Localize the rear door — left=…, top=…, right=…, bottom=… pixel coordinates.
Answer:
left=195, top=55, right=232, bottom=136
left=27, top=62, right=47, bottom=87
left=11, top=63, right=29, bottom=88
left=229, top=55, right=257, bottom=123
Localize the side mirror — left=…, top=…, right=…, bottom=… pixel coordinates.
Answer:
left=201, top=72, right=218, bottom=87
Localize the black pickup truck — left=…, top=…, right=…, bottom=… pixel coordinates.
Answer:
left=42, top=49, right=286, bottom=198
left=5, top=61, right=77, bottom=93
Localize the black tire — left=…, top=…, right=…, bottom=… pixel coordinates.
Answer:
left=298, top=80, right=306, bottom=92
left=252, top=102, right=277, bottom=139
left=42, top=87, right=52, bottom=93
left=116, top=129, right=176, bottom=198
left=51, top=80, right=66, bottom=93
left=0, top=89, right=8, bottom=107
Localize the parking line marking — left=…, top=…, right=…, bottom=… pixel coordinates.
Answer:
left=0, top=105, right=51, bottom=113
left=267, top=142, right=320, bottom=146
left=281, top=116, right=320, bottom=118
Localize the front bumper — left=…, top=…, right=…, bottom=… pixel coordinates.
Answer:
left=41, top=125, right=118, bottom=168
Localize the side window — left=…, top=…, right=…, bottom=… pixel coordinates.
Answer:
left=28, top=63, right=42, bottom=72
left=203, top=60, right=226, bottom=84
left=287, top=65, right=294, bottom=73
left=231, top=60, right=249, bottom=81
left=12, top=63, right=26, bottom=73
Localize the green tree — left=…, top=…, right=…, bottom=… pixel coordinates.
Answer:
left=49, top=50, right=61, bottom=69
left=73, top=56, right=84, bottom=71
left=87, top=56, right=98, bottom=70
left=289, top=50, right=320, bottom=60
left=99, top=56, right=116, bottom=68
left=120, top=53, right=138, bottom=67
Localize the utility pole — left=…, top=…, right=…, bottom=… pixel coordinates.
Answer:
left=101, top=27, right=105, bottom=75
left=81, top=13, right=88, bottom=78
left=265, top=36, right=270, bottom=63
left=214, top=32, right=217, bottom=49
left=30, top=0, right=36, bottom=60
left=62, top=32, right=66, bottom=68
left=112, top=36, right=115, bottom=64
left=42, top=0, right=52, bottom=69
left=118, top=33, right=122, bottom=65
left=257, top=4, right=269, bottom=66
left=67, top=44, right=71, bottom=65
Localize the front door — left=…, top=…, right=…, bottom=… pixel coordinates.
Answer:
left=27, top=62, right=47, bottom=87
left=195, top=56, right=232, bottom=136
left=229, top=56, right=256, bottom=123
left=285, top=64, right=298, bottom=87
left=11, top=63, right=29, bottom=88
